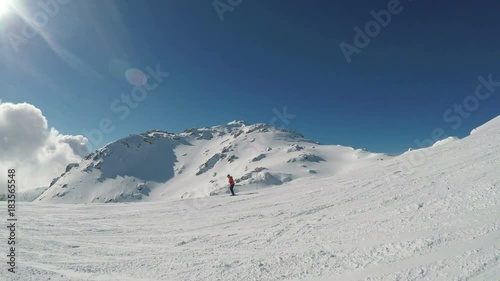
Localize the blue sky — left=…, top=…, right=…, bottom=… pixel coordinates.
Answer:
left=1, top=0, right=499, bottom=154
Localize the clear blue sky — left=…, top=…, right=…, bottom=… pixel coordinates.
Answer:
left=1, top=0, right=499, bottom=154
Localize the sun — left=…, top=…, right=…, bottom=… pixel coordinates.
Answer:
left=0, top=0, right=11, bottom=16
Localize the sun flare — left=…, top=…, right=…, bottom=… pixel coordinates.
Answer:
left=0, top=0, right=11, bottom=16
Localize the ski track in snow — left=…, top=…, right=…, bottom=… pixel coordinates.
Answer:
left=2, top=119, right=500, bottom=280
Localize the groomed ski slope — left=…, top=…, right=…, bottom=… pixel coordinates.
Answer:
left=2, top=116, right=500, bottom=281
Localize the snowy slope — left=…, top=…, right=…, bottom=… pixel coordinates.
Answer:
left=36, top=121, right=389, bottom=203
left=0, top=187, right=48, bottom=202
left=3, top=116, right=499, bottom=281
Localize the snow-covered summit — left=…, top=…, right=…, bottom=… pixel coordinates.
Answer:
left=36, top=122, right=388, bottom=203
left=227, top=120, right=246, bottom=126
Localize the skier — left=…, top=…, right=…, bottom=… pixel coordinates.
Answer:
left=227, top=174, right=236, bottom=196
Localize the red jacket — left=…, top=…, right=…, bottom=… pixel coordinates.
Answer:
left=228, top=176, right=235, bottom=185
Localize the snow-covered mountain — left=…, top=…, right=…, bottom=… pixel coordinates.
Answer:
left=0, top=186, right=48, bottom=202
left=14, top=116, right=500, bottom=280
left=36, top=121, right=389, bottom=203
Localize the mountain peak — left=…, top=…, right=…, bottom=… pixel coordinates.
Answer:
left=227, top=120, right=246, bottom=126
left=36, top=120, right=390, bottom=203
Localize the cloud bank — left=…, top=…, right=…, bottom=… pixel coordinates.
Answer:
left=0, top=102, right=89, bottom=191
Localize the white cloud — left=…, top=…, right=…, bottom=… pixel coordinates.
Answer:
left=0, top=102, right=89, bottom=191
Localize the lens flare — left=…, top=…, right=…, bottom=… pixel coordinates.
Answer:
left=125, top=68, right=148, bottom=86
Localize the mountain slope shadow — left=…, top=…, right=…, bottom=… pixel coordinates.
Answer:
left=97, top=134, right=181, bottom=183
